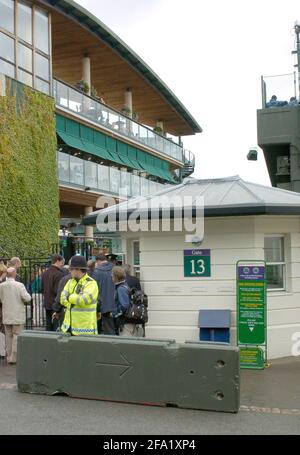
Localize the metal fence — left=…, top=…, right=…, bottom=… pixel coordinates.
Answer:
left=1, top=257, right=51, bottom=330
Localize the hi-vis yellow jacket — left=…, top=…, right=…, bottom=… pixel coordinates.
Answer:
left=60, top=274, right=98, bottom=336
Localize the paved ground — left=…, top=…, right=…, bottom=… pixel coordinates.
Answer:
left=0, top=357, right=300, bottom=435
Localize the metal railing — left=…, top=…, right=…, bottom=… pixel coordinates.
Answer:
left=58, top=151, right=167, bottom=198
left=53, top=78, right=184, bottom=162
left=261, top=73, right=299, bottom=109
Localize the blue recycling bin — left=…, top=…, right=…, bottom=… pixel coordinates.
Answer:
left=198, top=310, right=231, bottom=343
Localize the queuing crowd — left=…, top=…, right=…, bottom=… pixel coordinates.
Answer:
left=0, top=253, right=145, bottom=365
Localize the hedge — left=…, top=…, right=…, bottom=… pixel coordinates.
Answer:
left=0, top=80, right=59, bottom=258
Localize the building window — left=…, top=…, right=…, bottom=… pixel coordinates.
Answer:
left=0, top=1, right=51, bottom=93
left=264, top=236, right=286, bottom=290
left=34, top=8, right=49, bottom=54
left=0, top=0, right=15, bottom=34
left=18, top=42, right=32, bottom=72
left=18, top=67, right=32, bottom=86
left=0, top=31, right=15, bottom=63
left=35, top=77, right=49, bottom=95
left=0, top=58, right=15, bottom=77
left=35, top=51, right=49, bottom=81
left=17, top=1, right=32, bottom=44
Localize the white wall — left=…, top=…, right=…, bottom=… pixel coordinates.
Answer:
left=124, top=215, right=300, bottom=360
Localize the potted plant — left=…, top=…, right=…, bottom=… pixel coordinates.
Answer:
left=75, top=80, right=90, bottom=94
left=91, top=85, right=98, bottom=98
left=121, top=107, right=132, bottom=117
left=153, top=126, right=164, bottom=135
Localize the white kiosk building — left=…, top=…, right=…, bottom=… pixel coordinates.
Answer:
left=84, top=176, right=300, bottom=359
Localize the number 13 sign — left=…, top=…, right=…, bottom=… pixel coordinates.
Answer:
left=184, top=249, right=211, bottom=278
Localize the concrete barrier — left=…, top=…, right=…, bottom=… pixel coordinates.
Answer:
left=17, top=331, right=240, bottom=413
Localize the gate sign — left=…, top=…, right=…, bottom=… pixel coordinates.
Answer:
left=237, top=265, right=266, bottom=345
left=184, top=249, right=211, bottom=278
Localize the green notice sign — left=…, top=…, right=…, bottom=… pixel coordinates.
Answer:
left=238, top=281, right=265, bottom=344
left=184, top=249, right=211, bottom=278
left=240, top=347, right=265, bottom=369
left=237, top=265, right=266, bottom=345
left=237, top=262, right=267, bottom=369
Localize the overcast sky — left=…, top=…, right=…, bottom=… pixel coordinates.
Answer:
left=77, top=0, right=300, bottom=185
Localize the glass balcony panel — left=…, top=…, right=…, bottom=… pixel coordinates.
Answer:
left=110, top=167, right=120, bottom=194
left=84, top=161, right=97, bottom=189
left=82, top=98, right=98, bottom=122
left=0, top=31, right=15, bottom=63
left=109, top=109, right=120, bottom=131
left=120, top=170, right=131, bottom=197
left=17, top=1, right=32, bottom=44
left=56, top=80, right=68, bottom=108
left=70, top=155, right=84, bottom=186
left=139, top=125, right=148, bottom=145
left=58, top=152, right=70, bottom=182
left=156, top=135, right=164, bottom=153
left=0, top=0, right=14, bottom=34
left=98, top=164, right=109, bottom=191
left=131, top=121, right=139, bottom=140
left=131, top=174, right=141, bottom=197
left=141, top=177, right=149, bottom=196
left=147, top=130, right=156, bottom=150
left=68, top=86, right=83, bottom=114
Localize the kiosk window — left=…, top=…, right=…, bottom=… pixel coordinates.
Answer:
left=264, top=236, right=286, bottom=290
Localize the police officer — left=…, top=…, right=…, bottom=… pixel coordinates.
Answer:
left=59, top=255, right=99, bottom=336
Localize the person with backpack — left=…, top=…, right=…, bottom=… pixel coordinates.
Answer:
left=112, top=266, right=147, bottom=338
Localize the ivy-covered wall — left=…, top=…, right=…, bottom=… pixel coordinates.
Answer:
left=0, top=79, right=59, bottom=257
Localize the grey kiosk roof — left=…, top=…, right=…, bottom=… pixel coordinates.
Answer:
left=83, top=176, right=300, bottom=225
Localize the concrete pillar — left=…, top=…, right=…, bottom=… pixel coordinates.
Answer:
left=124, top=88, right=133, bottom=117
left=82, top=54, right=91, bottom=95
left=84, top=206, right=94, bottom=239
left=156, top=120, right=164, bottom=132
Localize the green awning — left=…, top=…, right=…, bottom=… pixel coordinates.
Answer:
left=57, top=131, right=113, bottom=162
left=57, top=131, right=90, bottom=154
left=108, top=150, right=131, bottom=167
left=81, top=141, right=113, bottom=162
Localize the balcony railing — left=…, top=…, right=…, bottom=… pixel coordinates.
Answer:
left=58, top=151, right=167, bottom=198
left=53, top=78, right=184, bottom=162
left=261, top=73, right=298, bottom=109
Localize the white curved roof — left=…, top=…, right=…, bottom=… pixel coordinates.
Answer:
left=83, top=176, right=300, bottom=225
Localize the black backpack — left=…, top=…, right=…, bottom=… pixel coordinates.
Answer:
left=123, top=287, right=148, bottom=325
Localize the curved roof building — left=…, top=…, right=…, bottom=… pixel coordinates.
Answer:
left=0, top=0, right=202, bottom=240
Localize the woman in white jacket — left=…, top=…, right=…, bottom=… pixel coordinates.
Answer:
left=0, top=267, right=31, bottom=364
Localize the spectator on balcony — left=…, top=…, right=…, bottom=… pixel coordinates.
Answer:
left=266, top=95, right=288, bottom=108
left=288, top=96, right=298, bottom=106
